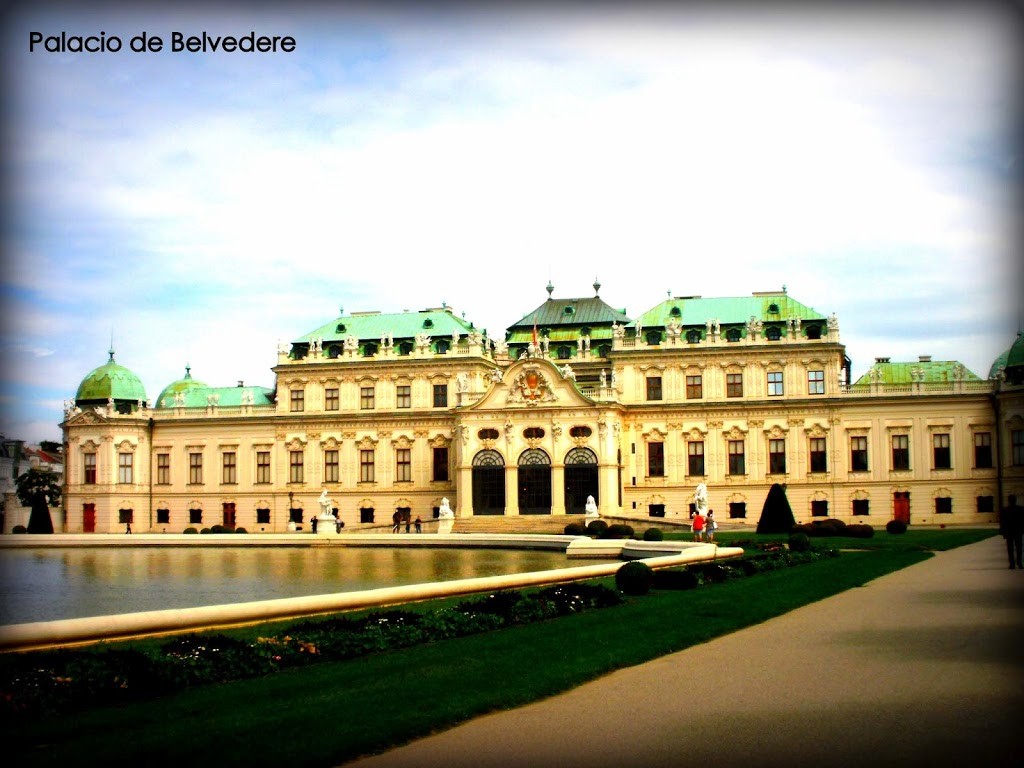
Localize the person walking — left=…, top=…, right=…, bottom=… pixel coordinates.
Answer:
left=999, top=495, right=1024, bottom=569
left=414, top=516, right=422, bottom=533
left=310, top=515, right=318, bottom=534
left=705, top=510, right=717, bottom=542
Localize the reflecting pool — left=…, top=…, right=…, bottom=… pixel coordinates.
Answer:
left=0, top=547, right=600, bottom=625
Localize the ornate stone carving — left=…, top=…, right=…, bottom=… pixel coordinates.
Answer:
left=507, top=367, right=557, bottom=406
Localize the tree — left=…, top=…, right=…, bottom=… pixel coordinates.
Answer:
left=39, top=440, right=62, bottom=455
left=757, top=482, right=795, bottom=534
left=16, top=468, right=60, bottom=534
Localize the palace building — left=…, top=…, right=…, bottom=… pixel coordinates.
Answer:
left=60, top=283, right=1024, bottom=533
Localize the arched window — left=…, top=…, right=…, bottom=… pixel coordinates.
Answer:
left=805, top=325, right=822, bottom=340
left=726, top=328, right=742, bottom=342
left=686, top=329, right=701, bottom=344
left=766, top=326, right=782, bottom=341
left=645, top=330, right=662, bottom=346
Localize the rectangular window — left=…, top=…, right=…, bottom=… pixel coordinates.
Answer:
left=728, top=501, right=746, bottom=519
left=221, top=452, right=236, bottom=484
left=1014, top=430, right=1024, bottom=466
left=156, top=508, right=170, bottom=524
left=852, top=499, right=870, bottom=516
left=118, top=508, right=134, bottom=525
left=396, top=385, right=412, bottom=409
left=687, top=441, right=705, bottom=476
left=256, top=508, right=271, bottom=524
left=256, top=451, right=271, bottom=484
left=396, top=448, right=412, bottom=482
left=156, top=453, right=170, bottom=484
left=289, top=508, right=303, bottom=524
left=289, top=450, right=304, bottom=483
left=767, top=371, right=784, bottom=396
left=290, top=388, right=305, bottom=412
left=647, top=442, right=665, bottom=477
left=726, top=373, right=743, bottom=398
left=189, top=452, right=203, bottom=484
left=324, top=450, right=339, bottom=483
left=432, top=446, right=449, bottom=482
left=118, top=453, right=133, bottom=484
left=935, top=497, right=952, bottom=514
left=892, top=435, right=910, bottom=471
left=808, top=369, right=825, bottom=395
left=811, top=500, right=828, bottom=517
left=360, top=449, right=375, bottom=483
left=809, top=437, right=827, bottom=473
left=850, top=436, right=869, bottom=472
left=433, top=383, right=448, bottom=408
left=325, top=387, right=339, bottom=411
left=933, top=433, right=951, bottom=470
left=189, top=508, right=203, bottom=525
left=974, top=432, right=992, bottom=468
left=768, top=438, right=786, bottom=474
left=686, top=375, right=703, bottom=399
left=977, top=496, right=995, bottom=513
left=646, top=376, right=663, bottom=401
left=84, top=453, right=97, bottom=484
left=360, top=385, right=375, bottom=410
left=728, top=440, right=745, bottom=475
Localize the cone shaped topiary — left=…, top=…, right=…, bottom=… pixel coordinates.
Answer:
left=757, top=483, right=796, bottom=534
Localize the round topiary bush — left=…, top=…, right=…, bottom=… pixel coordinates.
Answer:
left=234, top=527, right=247, bottom=534
left=564, top=522, right=586, bottom=536
left=847, top=523, right=875, bottom=538
left=200, top=527, right=212, bottom=534
left=604, top=524, right=635, bottom=540
left=183, top=527, right=198, bottom=534
left=12, top=525, right=27, bottom=534
left=643, top=527, right=664, bottom=541
left=886, top=519, right=908, bottom=535
left=586, top=519, right=609, bottom=537
left=788, top=532, right=811, bottom=552
left=615, top=561, right=654, bottom=595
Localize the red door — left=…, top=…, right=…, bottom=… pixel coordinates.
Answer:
left=893, top=492, right=910, bottom=524
left=223, top=502, right=236, bottom=529
left=83, top=503, right=96, bottom=533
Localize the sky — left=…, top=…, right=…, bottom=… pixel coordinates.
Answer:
left=1, top=1, right=1021, bottom=445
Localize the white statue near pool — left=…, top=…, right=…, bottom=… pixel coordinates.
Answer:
left=437, top=497, right=455, bottom=535
left=584, top=495, right=599, bottom=522
left=693, top=483, right=709, bottom=516
left=316, top=489, right=337, bottom=535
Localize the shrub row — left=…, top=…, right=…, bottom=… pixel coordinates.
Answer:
left=0, top=583, right=620, bottom=721
left=791, top=520, right=875, bottom=538
left=617, top=546, right=839, bottom=596
left=564, top=521, right=662, bottom=541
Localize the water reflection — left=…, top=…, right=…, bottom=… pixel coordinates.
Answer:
left=0, top=547, right=596, bottom=625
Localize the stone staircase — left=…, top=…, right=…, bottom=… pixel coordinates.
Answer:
left=450, top=516, right=577, bottom=535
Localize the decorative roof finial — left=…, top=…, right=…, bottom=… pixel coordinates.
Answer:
left=339, top=306, right=343, bottom=316
left=546, top=280, right=554, bottom=298
left=185, top=363, right=192, bottom=379
left=782, top=284, right=788, bottom=294
left=593, top=277, right=601, bottom=296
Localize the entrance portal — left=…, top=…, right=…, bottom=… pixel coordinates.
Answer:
left=472, top=450, right=506, bottom=515
left=564, top=447, right=598, bottom=514
left=894, top=491, right=910, bottom=524
left=518, top=448, right=551, bottom=515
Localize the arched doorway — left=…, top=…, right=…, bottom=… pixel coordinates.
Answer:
left=564, top=447, right=598, bottom=514
left=518, top=448, right=552, bottom=515
left=472, top=450, right=506, bottom=515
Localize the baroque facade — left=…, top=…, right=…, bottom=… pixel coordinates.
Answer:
left=61, top=285, right=1024, bottom=533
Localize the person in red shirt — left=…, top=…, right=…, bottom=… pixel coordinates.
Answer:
left=692, top=510, right=706, bottom=542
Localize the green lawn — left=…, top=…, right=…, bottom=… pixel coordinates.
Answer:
left=3, top=530, right=995, bottom=767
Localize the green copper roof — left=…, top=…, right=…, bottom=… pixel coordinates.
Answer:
left=156, top=365, right=208, bottom=408
left=631, top=292, right=826, bottom=329
left=157, top=385, right=275, bottom=409
left=296, top=308, right=479, bottom=345
left=852, top=359, right=982, bottom=386
left=75, top=350, right=147, bottom=404
left=990, top=332, right=1024, bottom=378
left=508, top=296, right=630, bottom=331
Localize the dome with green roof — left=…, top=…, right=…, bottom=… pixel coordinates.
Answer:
left=75, top=349, right=147, bottom=412
left=156, top=365, right=208, bottom=409
left=990, top=332, right=1024, bottom=383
